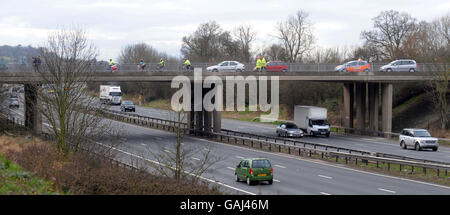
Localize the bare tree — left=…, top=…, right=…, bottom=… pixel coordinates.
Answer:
left=233, top=25, right=256, bottom=62
left=37, top=28, right=119, bottom=155
left=276, top=10, right=315, bottom=63
left=263, top=44, right=287, bottom=62
left=361, top=10, right=418, bottom=60
left=148, top=110, right=222, bottom=183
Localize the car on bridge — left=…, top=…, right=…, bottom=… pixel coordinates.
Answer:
left=120, top=100, right=135, bottom=112
left=276, top=122, right=304, bottom=138
left=253, top=61, right=288, bottom=72
left=335, top=60, right=371, bottom=72
left=206, top=61, right=245, bottom=72
left=235, top=158, right=273, bottom=185
left=399, top=128, right=439, bottom=151
left=379, top=59, right=417, bottom=72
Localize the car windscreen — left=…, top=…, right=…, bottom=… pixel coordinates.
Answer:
left=311, top=120, right=328, bottom=126
left=110, top=92, right=122, bottom=96
left=251, top=160, right=271, bottom=168
left=285, top=124, right=298, bottom=129
left=414, top=131, right=431, bottom=137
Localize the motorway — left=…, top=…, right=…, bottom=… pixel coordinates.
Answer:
left=108, top=105, right=450, bottom=164
left=3, top=96, right=450, bottom=195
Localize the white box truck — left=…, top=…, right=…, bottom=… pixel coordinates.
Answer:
left=99, top=85, right=122, bottom=105
left=294, top=106, right=330, bottom=137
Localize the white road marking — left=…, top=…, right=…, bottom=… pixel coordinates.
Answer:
left=377, top=188, right=396, bottom=194
left=164, top=150, right=171, bottom=154
left=140, top=143, right=146, bottom=146
left=191, top=157, right=201, bottom=161
left=194, top=138, right=450, bottom=191
left=273, top=179, right=281, bottom=183
left=226, top=167, right=235, bottom=170
left=320, top=192, right=331, bottom=195
left=318, top=175, right=333, bottom=180
left=236, top=156, right=245, bottom=159
left=275, top=164, right=287, bottom=169
left=91, top=141, right=256, bottom=195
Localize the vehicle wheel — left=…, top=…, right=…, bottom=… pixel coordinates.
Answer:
left=213, top=69, right=218, bottom=72
left=310, top=131, right=315, bottom=137
left=409, top=68, right=415, bottom=73
left=284, top=132, right=288, bottom=138
left=364, top=69, right=369, bottom=72
left=342, top=69, right=348, bottom=73
left=282, top=69, right=287, bottom=72
left=387, top=68, right=392, bottom=72
left=246, top=177, right=252, bottom=185
left=433, top=147, right=438, bottom=152
left=400, top=141, right=407, bottom=149
left=235, top=174, right=240, bottom=182
left=277, top=132, right=280, bottom=137
left=325, top=133, right=330, bottom=138
left=268, top=179, right=273, bottom=185
left=415, top=142, right=421, bottom=151
left=236, top=69, right=242, bottom=72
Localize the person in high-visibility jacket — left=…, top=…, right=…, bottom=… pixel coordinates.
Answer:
left=184, top=59, right=191, bottom=70
left=261, top=56, right=267, bottom=72
left=109, top=59, right=117, bottom=72
left=158, top=58, right=165, bottom=71
left=256, top=56, right=262, bottom=72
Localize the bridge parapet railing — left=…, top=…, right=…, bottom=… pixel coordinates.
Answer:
left=1, top=63, right=447, bottom=73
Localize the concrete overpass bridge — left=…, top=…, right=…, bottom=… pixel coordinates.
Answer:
left=0, top=64, right=443, bottom=138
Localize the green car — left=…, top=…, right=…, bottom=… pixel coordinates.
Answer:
left=235, top=158, right=273, bottom=185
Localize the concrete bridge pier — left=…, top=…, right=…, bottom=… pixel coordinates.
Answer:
left=342, top=82, right=391, bottom=135
left=24, top=84, right=42, bottom=135
left=381, top=83, right=393, bottom=136
left=186, top=79, right=222, bottom=135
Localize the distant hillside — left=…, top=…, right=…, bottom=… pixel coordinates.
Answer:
left=0, top=45, right=40, bottom=65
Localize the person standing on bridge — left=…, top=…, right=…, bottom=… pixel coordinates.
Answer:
left=184, top=58, right=191, bottom=71
left=32, top=55, right=41, bottom=72
left=256, top=56, right=262, bottom=72
left=261, top=56, right=267, bottom=72
left=138, top=59, right=146, bottom=71
left=158, top=58, right=165, bottom=72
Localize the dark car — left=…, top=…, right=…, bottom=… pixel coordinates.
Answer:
left=120, top=100, right=135, bottom=112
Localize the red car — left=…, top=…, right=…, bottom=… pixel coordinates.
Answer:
left=253, top=61, right=288, bottom=72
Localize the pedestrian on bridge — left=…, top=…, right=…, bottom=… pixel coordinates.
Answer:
left=256, top=56, right=262, bottom=72
left=184, top=58, right=191, bottom=71
left=261, top=56, right=267, bottom=72
left=32, top=55, right=41, bottom=72
left=158, top=58, right=165, bottom=72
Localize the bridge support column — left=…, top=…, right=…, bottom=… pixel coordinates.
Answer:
left=24, top=84, right=42, bottom=135
left=381, top=83, right=393, bottom=136
left=368, top=83, right=379, bottom=133
left=343, top=83, right=354, bottom=129
left=355, top=83, right=366, bottom=131
left=213, top=110, right=222, bottom=133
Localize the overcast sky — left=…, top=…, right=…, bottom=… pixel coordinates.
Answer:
left=0, top=0, right=449, bottom=61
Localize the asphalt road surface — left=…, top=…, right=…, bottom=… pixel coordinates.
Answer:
left=108, top=105, right=450, bottom=164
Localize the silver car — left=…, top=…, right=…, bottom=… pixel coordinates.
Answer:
left=399, top=129, right=438, bottom=151
left=276, top=123, right=304, bottom=138
left=206, top=61, right=245, bottom=72
left=380, top=60, right=417, bottom=72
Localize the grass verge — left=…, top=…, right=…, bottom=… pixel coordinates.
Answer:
left=0, top=154, right=60, bottom=194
